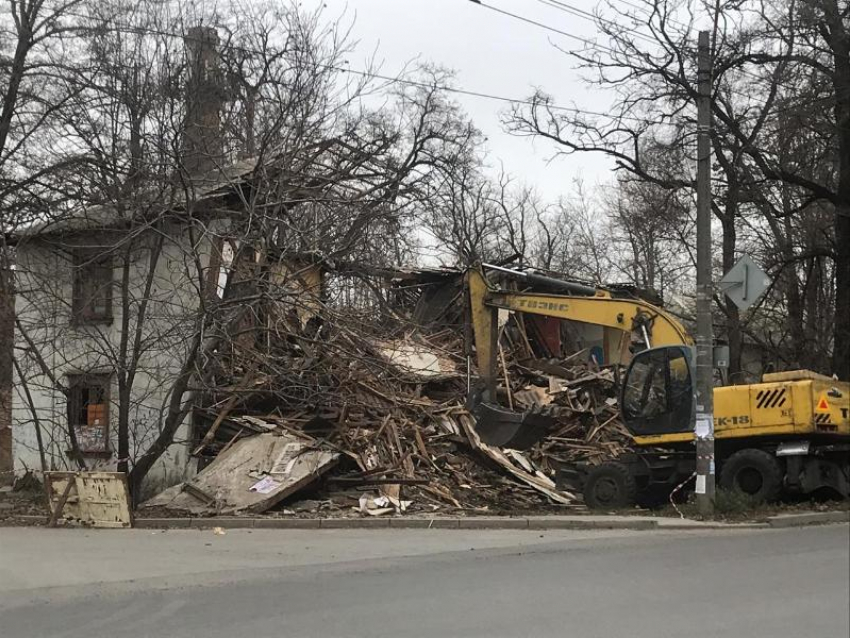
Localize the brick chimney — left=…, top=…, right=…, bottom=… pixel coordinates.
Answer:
left=182, top=26, right=224, bottom=179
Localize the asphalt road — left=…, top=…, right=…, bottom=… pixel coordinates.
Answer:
left=1, top=525, right=847, bottom=638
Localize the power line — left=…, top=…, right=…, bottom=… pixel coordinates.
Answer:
left=60, top=9, right=665, bottom=125
left=58, top=9, right=838, bottom=135
left=338, top=66, right=659, bottom=124
left=467, top=1, right=729, bottom=90
left=536, top=0, right=802, bottom=100
left=468, top=0, right=830, bottom=113
left=466, top=0, right=619, bottom=54
left=608, top=0, right=823, bottom=96
left=74, top=3, right=826, bottom=124
left=534, top=0, right=660, bottom=46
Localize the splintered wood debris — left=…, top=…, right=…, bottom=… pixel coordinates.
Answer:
left=375, top=339, right=460, bottom=380
left=141, top=267, right=635, bottom=518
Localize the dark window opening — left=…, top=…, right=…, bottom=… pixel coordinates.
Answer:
left=73, top=254, right=113, bottom=323
left=67, top=375, right=110, bottom=453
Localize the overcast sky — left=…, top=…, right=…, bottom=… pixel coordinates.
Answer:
left=310, top=0, right=622, bottom=202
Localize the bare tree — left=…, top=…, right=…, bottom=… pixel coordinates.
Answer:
left=603, top=177, right=693, bottom=297
left=532, top=180, right=612, bottom=283
left=1, top=0, right=94, bottom=480
left=10, top=2, right=484, bottom=499
left=505, top=0, right=848, bottom=379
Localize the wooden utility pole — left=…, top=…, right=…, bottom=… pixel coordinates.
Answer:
left=695, top=30, right=715, bottom=515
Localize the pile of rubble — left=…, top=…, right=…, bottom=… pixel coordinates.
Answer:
left=504, top=359, right=633, bottom=471
left=141, top=269, right=634, bottom=518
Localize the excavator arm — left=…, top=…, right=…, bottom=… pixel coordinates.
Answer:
left=467, top=267, right=692, bottom=402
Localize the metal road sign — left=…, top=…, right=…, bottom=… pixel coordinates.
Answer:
left=719, top=254, right=770, bottom=311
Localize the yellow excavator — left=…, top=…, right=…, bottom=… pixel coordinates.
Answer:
left=467, top=264, right=850, bottom=508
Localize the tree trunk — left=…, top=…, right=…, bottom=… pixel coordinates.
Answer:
left=822, top=0, right=850, bottom=379
left=117, top=250, right=132, bottom=474
left=128, top=316, right=207, bottom=504
left=835, top=208, right=850, bottom=379
left=0, top=265, right=14, bottom=485
left=117, top=383, right=131, bottom=475
left=720, top=207, right=742, bottom=378
left=778, top=211, right=807, bottom=369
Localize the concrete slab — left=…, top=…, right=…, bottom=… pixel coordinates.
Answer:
left=0, top=526, right=656, bottom=596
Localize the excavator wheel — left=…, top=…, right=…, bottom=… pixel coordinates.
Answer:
left=719, top=448, right=783, bottom=504
left=583, top=462, right=638, bottom=510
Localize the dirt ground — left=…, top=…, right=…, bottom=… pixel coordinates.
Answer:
left=3, top=481, right=847, bottom=527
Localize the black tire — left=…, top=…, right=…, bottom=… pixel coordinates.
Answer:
left=583, top=462, right=638, bottom=510
left=719, top=448, right=783, bottom=504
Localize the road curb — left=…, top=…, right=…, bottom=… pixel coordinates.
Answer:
left=528, top=518, right=658, bottom=530
left=657, top=522, right=770, bottom=530
left=130, top=517, right=680, bottom=531
left=254, top=518, right=321, bottom=529
left=10, top=513, right=843, bottom=531
left=766, top=511, right=850, bottom=528
left=320, top=517, right=392, bottom=529
left=389, top=517, right=460, bottom=529
left=458, top=517, right=530, bottom=530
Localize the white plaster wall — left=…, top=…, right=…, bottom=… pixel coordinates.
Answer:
left=11, top=221, right=219, bottom=493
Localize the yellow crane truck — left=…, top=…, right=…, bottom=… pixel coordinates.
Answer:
left=467, top=265, right=850, bottom=508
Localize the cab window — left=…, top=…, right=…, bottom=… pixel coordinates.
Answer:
left=622, top=347, right=693, bottom=435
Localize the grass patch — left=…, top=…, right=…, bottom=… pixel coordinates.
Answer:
left=712, top=488, right=761, bottom=516
left=644, top=488, right=848, bottom=522
left=645, top=489, right=761, bottom=521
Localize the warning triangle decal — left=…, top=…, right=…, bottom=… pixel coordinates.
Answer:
left=816, top=395, right=830, bottom=412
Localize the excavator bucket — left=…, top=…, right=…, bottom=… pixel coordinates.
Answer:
left=471, top=402, right=554, bottom=450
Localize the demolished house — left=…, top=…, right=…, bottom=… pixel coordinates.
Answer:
left=8, top=26, right=483, bottom=498
left=141, top=263, right=647, bottom=517
left=8, top=26, right=673, bottom=516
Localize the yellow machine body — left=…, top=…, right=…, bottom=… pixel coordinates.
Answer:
left=467, top=266, right=849, bottom=446
left=633, top=373, right=850, bottom=447
left=467, top=268, right=692, bottom=400
left=467, top=265, right=850, bottom=504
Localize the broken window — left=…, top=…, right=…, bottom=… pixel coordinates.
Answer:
left=72, top=253, right=113, bottom=323
left=67, top=375, right=110, bottom=453
left=217, top=239, right=236, bottom=298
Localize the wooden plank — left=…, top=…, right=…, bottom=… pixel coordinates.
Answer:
left=192, top=394, right=241, bottom=456
left=48, top=478, right=75, bottom=527
left=498, top=343, right=514, bottom=409
left=45, top=472, right=132, bottom=528
left=458, top=414, right=575, bottom=505
left=183, top=482, right=216, bottom=505
left=74, top=473, right=133, bottom=528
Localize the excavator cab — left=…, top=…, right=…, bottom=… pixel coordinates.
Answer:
left=621, top=346, right=695, bottom=436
